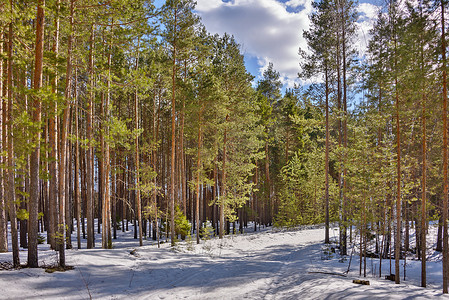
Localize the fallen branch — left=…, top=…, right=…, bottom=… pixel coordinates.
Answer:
left=308, top=271, right=347, bottom=277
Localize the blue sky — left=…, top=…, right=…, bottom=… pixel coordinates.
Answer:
left=154, top=0, right=379, bottom=90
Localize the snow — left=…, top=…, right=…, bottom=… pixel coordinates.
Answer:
left=1, top=223, right=449, bottom=299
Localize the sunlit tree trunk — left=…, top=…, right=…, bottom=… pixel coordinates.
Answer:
left=57, top=0, right=75, bottom=266
left=195, top=104, right=204, bottom=244
left=28, top=0, right=45, bottom=268
left=442, top=0, right=449, bottom=293
left=170, top=8, right=178, bottom=247
left=86, top=24, right=95, bottom=249
left=394, top=38, right=401, bottom=286
left=48, top=0, right=60, bottom=251
left=420, top=3, right=427, bottom=286
left=341, top=0, right=348, bottom=257
left=74, top=67, right=81, bottom=250
left=134, top=57, right=143, bottom=247
left=220, top=115, right=229, bottom=238
left=0, top=29, right=7, bottom=253
left=7, top=12, right=19, bottom=267
left=324, top=64, right=330, bottom=244
left=102, top=34, right=112, bottom=249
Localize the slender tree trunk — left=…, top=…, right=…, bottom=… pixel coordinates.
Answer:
left=394, top=40, right=401, bottom=285
left=102, top=35, right=112, bottom=249
left=152, top=88, right=160, bottom=247
left=325, top=64, right=330, bottom=244
left=135, top=62, right=143, bottom=247
left=20, top=160, right=27, bottom=249
left=0, top=29, right=7, bottom=253
left=336, top=23, right=344, bottom=253
left=112, top=151, right=117, bottom=240
left=7, top=15, right=19, bottom=267
left=48, top=0, right=60, bottom=251
left=341, top=1, right=348, bottom=256
left=74, top=67, right=81, bottom=250
left=104, top=87, right=111, bottom=248
left=57, top=0, right=75, bottom=265
left=195, top=104, right=204, bottom=244
left=66, top=115, right=73, bottom=250
left=181, top=61, right=187, bottom=215
left=265, top=138, right=270, bottom=226
left=220, top=115, right=229, bottom=239
left=170, top=8, right=178, bottom=247
left=28, top=0, right=45, bottom=268
left=442, top=0, right=449, bottom=293
left=420, top=8, right=427, bottom=285
left=86, top=24, right=95, bottom=249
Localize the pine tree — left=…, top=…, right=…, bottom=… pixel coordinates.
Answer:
left=161, top=0, right=199, bottom=246
left=28, top=0, right=45, bottom=268
left=0, top=26, right=6, bottom=254
left=301, top=0, right=337, bottom=243
left=441, top=0, right=449, bottom=293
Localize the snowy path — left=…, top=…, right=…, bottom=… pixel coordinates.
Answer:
left=0, top=226, right=448, bottom=299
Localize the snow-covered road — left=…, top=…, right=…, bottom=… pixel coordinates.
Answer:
left=0, top=226, right=448, bottom=299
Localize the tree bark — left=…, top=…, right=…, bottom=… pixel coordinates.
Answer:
left=394, top=38, right=401, bottom=286
left=74, top=67, right=81, bottom=250
left=0, top=29, right=7, bottom=253
left=7, top=15, right=19, bottom=267
left=195, top=104, right=204, bottom=244
left=102, top=34, right=112, bottom=249
left=170, top=7, right=178, bottom=247
left=86, top=24, right=95, bottom=249
left=442, top=0, right=449, bottom=293
left=341, top=0, right=348, bottom=257
left=28, top=0, right=45, bottom=268
left=220, top=115, right=229, bottom=239
left=420, top=5, right=427, bottom=286
left=265, top=138, right=270, bottom=226
left=48, top=0, right=60, bottom=251
left=135, top=62, right=143, bottom=247
left=324, top=64, right=330, bottom=244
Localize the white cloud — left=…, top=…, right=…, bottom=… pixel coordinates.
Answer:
left=356, top=3, right=381, bottom=56
left=285, top=0, right=309, bottom=8
left=195, top=0, right=379, bottom=89
left=196, top=0, right=313, bottom=88
left=358, top=2, right=378, bottom=20
left=195, top=0, right=223, bottom=11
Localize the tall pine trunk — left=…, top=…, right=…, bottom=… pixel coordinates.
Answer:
left=86, top=24, right=95, bottom=249
left=28, top=0, right=45, bottom=268
left=7, top=15, right=19, bottom=268
left=341, top=0, right=348, bottom=256
left=102, top=34, right=112, bottom=249
left=0, top=29, right=7, bottom=253
left=74, top=67, right=81, bottom=250
left=134, top=60, right=143, bottom=247
left=220, top=115, right=229, bottom=238
left=420, top=5, right=427, bottom=286
left=195, top=104, right=204, bottom=244
left=324, top=64, right=330, bottom=244
left=442, top=0, right=449, bottom=293
left=170, top=8, right=178, bottom=247
left=48, top=0, right=60, bottom=251
left=394, top=39, right=402, bottom=285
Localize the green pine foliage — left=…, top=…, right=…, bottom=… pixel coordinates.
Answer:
left=2, top=1, right=449, bottom=285
left=274, top=93, right=339, bottom=227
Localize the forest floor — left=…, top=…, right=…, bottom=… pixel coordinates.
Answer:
left=0, top=223, right=448, bottom=299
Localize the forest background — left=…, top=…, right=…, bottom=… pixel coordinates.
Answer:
left=1, top=0, right=449, bottom=293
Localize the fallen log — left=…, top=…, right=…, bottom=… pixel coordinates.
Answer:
left=353, top=279, right=370, bottom=285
